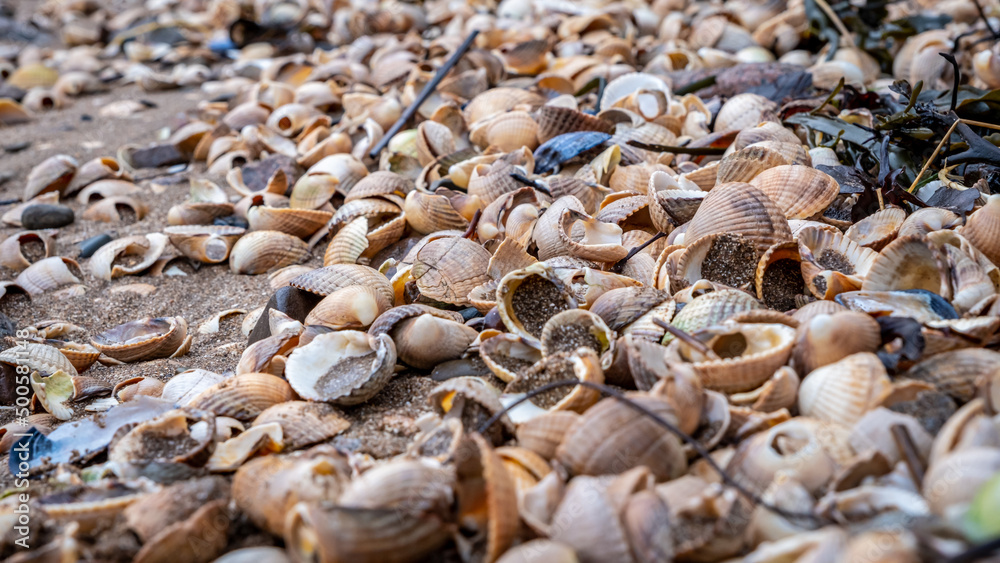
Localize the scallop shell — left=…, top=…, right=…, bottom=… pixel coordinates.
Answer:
left=0, top=342, right=78, bottom=377
left=685, top=182, right=792, bottom=256
left=52, top=341, right=101, bottom=373
left=289, top=173, right=340, bottom=210
left=798, top=352, right=892, bottom=426
left=161, top=369, right=226, bottom=405
left=164, top=225, right=245, bottom=264
left=861, top=234, right=951, bottom=300
left=483, top=111, right=540, bottom=152
left=229, top=230, right=310, bottom=275
left=284, top=331, right=395, bottom=405
left=464, top=87, right=546, bottom=124
left=91, top=317, right=190, bottom=363
left=726, top=417, right=839, bottom=496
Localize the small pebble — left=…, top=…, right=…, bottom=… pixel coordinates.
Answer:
left=21, top=203, right=74, bottom=229
left=78, top=232, right=113, bottom=258
left=3, top=141, right=29, bottom=153
left=125, top=143, right=187, bottom=168
left=247, top=286, right=323, bottom=345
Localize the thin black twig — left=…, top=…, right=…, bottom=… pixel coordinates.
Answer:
left=971, top=0, right=999, bottom=38
left=939, top=52, right=961, bottom=113
left=477, top=379, right=826, bottom=524
left=627, top=140, right=727, bottom=155
left=610, top=232, right=667, bottom=273
left=368, top=30, right=480, bottom=159
left=509, top=172, right=551, bottom=196
left=946, top=536, right=1000, bottom=563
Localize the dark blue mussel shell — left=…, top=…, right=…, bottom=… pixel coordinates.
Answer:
left=533, top=131, right=613, bottom=175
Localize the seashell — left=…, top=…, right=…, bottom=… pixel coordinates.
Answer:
left=81, top=196, right=149, bottom=223
left=506, top=348, right=604, bottom=414
left=161, top=369, right=226, bottom=405
left=123, top=476, right=229, bottom=543
left=416, top=120, right=456, bottom=166
left=668, top=321, right=796, bottom=393
left=716, top=144, right=791, bottom=184
left=247, top=202, right=333, bottom=239
left=798, top=226, right=878, bottom=299
left=164, top=225, right=245, bottom=264
left=167, top=202, right=235, bottom=226
left=131, top=498, right=230, bottom=563
left=237, top=330, right=298, bottom=376
left=345, top=171, right=413, bottom=203
left=113, top=376, right=165, bottom=402
left=464, top=87, right=546, bottom=124
left=845, top=206, right=906, bottom=250
left=836, top=289, right=958, bottom=323
left=685, top=182, right=792, bottom=256
left=51, top=341, right=101, bottom=373
left=390, top=313, right=479, bottom=369
left=556, top=392, right=686, bottom=481
left=452, top=434, right=520, bottom=562
left=754, top=241, right=806, bottom=312
left=29, top=370, right=94, bottom=420
left=666, top=289, right=764, bottom=343
left=673, top=232, right=760, bottom=292
left=24, top=154, right=78, bottom=200
left=733, top=121, right=801, bottom=151
left=205, top=422, right=284, bottom=472
left=748, top=165, right=839, bottom=220
left=403, top=189, right=469, bottom=235
left=958, top=193, right=1000, bottom=266
left=253, top=401, right=350, bottom=450
left=0, top=230, right=55, bottom=272
left=943, top=243, right=995, bottom=313
left=323, top=216, right=368, bottom=265
left=496, top=540, right=577, bottom=563
left=535, top=105, right=614, bottom=144
left=289, top=173, right=340, bottom=210
left=22, top=87, right=66, bottom=112
left=540, top=309, right=614, bottom=362
left=89, top=233, right=169, bottom=280
left=923, top=447, right=1000, bottom=517
left=411, top=237, right=491, bottom=306
left=305, top=285, right=391, bottom=330
left=480, top=333, right=543, bottom=383
left=285, top=330, right=395, bottom=405
left=229, top=230, right=310, bottom=275
left=849, top=407, right=933, bottom=467
left=15, top=256, right=81, bottom=296
left=65, top=157, right=127, bottom=195
left=727, top=417, right=839, bottom=495
left=91, top=317, right=190, bottom=363
left=714, top=94, right=778, bottom=133
left=234, top=447, right=351, bottom=537
left=497, top=262, right=579, bottom=344
left=798, top=352, right=892, bottom=426
left=108, top=408, right=215, bottom=480
left=291, top=264, right=394, bottom=303
left=188, top=372, right=294, bottom=421
left=467, top=160, right=525, bottom=206
left=792, top=311, right=881, bottom=376
left=861, top=234, right=951, bottom=300
left=0, top=98, right=32, bottom=125
left=589, top=286, right=671, bottom=333
left=730, top=365, right=800, bottom=413
left=903, top=348, right=1000, bottom=402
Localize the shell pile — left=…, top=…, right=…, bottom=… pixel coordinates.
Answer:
left=4, top=0, right=1000, bottom=561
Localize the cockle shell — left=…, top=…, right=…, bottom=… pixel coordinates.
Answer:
left=798, top=352, right=892, bottom=426
left=685, top=182, right=792, bottom=256
left=229, top=230, right=310, bottom=274
left=506, top=347, right=604, bottom=414
left=411, top=236, right=491, bottom=306
left=91, top=317, right=191, bottom=363
left=845, top=207, right=906, bottom=250
left=862, top=234, right=951, bottom=300
left=89, top=233, right=169, bottom=280
left=164, top=225, right=245, bottom=264
left=188, top=372, right=294, bottom=421
left=748, top=165, right=840, bottom=220
left=0, top=230, right=55, bottom=272
left=958, top=193, right=1000, bottom=266
left=24, top=154, right=78, bottom=200
left=792, top=311, right=881, bottom=376
left=497, top=263, right=578, bottom=344
left=285, top=331, right=396, bottom=405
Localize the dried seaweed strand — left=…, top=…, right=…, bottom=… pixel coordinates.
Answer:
left=477, top=379, right=826, bottom=524
left=610, top=232, right=666, bottom=273
left=652, top=317, right=722, bottom=360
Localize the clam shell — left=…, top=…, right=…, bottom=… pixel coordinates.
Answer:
left=685, top=182, right=792, bottom=256
left=480, top=333, right=543, bottom=383
left=291, top=264, right=394, bottom=303
left=754, top=241, right=806, bottom=311
left=540, top=309, right=614, bottom=360
left=556, top=392, right=686, bottom=481
left=253, top=401, right=350, bottom=450
left=862, top=234, right=951, bottom=300
left=188, top=372, right=294, bottom=421
left=289, top=173, right=340, bottom=210
left=467, top=160, right=524, bottom=205
left=798, top=352, right=892, bottom=426
left=285, top=331, right=395, bottom=405
left=845, top=206, right=906, bottom=250
left=497, top=262, right=579, bottom=344
left=229, top=230, right=310, bottom=275
left=113, top=376, right=164, bottom=402
left=673, top=232, right=760, bottom=292
left=899, top=207, right=963, bottom=238
left=91, top=317, right=190, bottom=363
left=797, top=226, right=878, bottom=299
left=81, top=196, right=149, bottom=223
left=164, top=225, right=245, bottom=264
left=89, top=233, right=169, bottom=281
left=464, top=87, right=546, bottom=124
left=666, top=289, right=763, bottom=343
left=411, top=237, right=491, bottom=306
left=535, top=105, right=614, bottom=144
left=748, top=165, right=840, bottom=220
left=403, top=189, right=469, bottom=235
left=958, top=193, right=1000, bottom=267
left=66, top=157, right=127, bottom=195
left=108, top=408, right=214, bottom=479
left=792, top=311, right=881, bottom=376
left=0, top=341, right=78, bottom=377
left=161, top=369, right=226, bottom=405
left=714, top=94, right=777, bottom=133
left=167, top=202, right=235, bottom=226
left=716, top=144, right=790, bottom=184
left=0, top=230, right=55, bottom=272
left=247, top=204, right=333, bottom=239
left=390, top=313, right=478, bottom=370
left=484, top=111, right=540, bottom=152
left=53, top=341, right=101, bottom=373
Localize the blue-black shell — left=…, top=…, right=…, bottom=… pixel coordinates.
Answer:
left=533, top=131, right=613, bottom=175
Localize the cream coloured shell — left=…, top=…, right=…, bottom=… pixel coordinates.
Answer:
left=798, top=352, right=891, bottom=426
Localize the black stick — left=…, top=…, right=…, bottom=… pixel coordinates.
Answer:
left=477, top=379, right=825, bottom=524
left=971, top=0, right=999, bottom=38
left=509, top=172, right=551, bottom=196
left=946, top=537, right=1000, bottom=563
left=610, top=232, right=666, bottom=273
left=368, top=30, right=480, bottom=159
left=627, top=140, right=727, bottom=155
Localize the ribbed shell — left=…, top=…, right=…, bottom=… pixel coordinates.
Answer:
left=666, top=289, right=763, bottom=342
left=862, top=234, right=951, bottom=300
left=463, top=88, right=546, bottom=124
left=0, top=342, right=78, bottom=376
left=959, top=193, right=1000, bottom=266
left=188, top=372, right=294, bottom=421
left=403, top=190, right=469, bottom=235
left=716, top=145, right=791, bottom=184
left=749, top=165, right=840, bottom=220
left=164, top=225, right=245, bottom=264
left=467, top=160, right=524, bottom=205
left=685, top=182, right=792, bottom=256
left=247, top=205, right=333, bottom=239
left=323, top=216, right=369, bottom=266
left=91, top=317, right=188, bottom=363
left=229, top=230, right=310, bottom=275
left=411, top=237, right=491, bottom=306
left=284, top=331, right=396, bottom=406
left=903, top=348, right=1000, bottom=402
left=291, top=264, right=394, bottom=303
left=845, top=207, right=906, bottom=250
left=676, top=322, right=796, bottom=393
left=535, top=105, right=614, bottom=144
left=798, top=353, right=891, bottom=426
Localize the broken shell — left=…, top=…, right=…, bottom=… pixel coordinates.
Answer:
left=0, top=230, right=55, bottom=272
left=673, top=232, right=760, bottom=292
left=113, top=376, right=165, bottom=402
left=81, top=196, right=149, bottom=223
left=539, top=309, right=614, bottom=360
left=411, top=237, right=492, bottom=306
left=497, top=263, right=578, bottom=344
left=798, top=352, right=892, bottom=426
left=845, top=207, right=906, bottom=250
left=53, top=341, right=102, bottom=373
left=167, top=201, right=235, bottom=226
left=66, top=157, right=127, bottom=195
left=161, top=369, right=226, bottom=405
left=899, top=207, right=963, bottom=238
left=506, top=348, right=604, bottom=413
left=669, top=321, right=796, bottom=393
left=754, top=241, right=806, bottom=312
left=480, top=333, right=543, bottom=383
left=798, top=226, right=878, bottom=299
left=861, top=234, right=951, bottom=300
left=24, top=154, right=78, bottom=200
left=108, top=408, right=215, bottom=480
left=188, top=372, right=295, bottom=421
left=727, top=417, right=839, bottom=495
left=89, top=233, right=169, bottom=280
left=903, top=348, right=1000, bottom=402
left=229, top=230, right=310, bottom=274
left=285, top=331, right=396, bottom=405
left=90, top=317, right=190, bottom=363
left=164, top=225, right=245, bottom=264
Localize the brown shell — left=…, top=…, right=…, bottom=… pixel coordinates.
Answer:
left=861, top=234, right=951, bottom=300
left=684, top=182, right=792, bottom=256
left=845, top=206, right=906, bottom=250
left=291, top=264, right=394, bottom=304
left=253, top=401, right=350, bottom=450
left=305, top=285, right=392, bottom=330
left=669, top=321, right=796, bottom=393
left=497, top=263, right=579, bottom=344
left=285, top=331, right=396, bottom=405
left=411, top=237, right=492, bottom=306
left=792, top=311, right=882, bottom=376
left=958, top=193, right=1000, bottom=266
left=229, top=230, right=310, bottom=275
left=0, top=230, right=55, bottom=272
left=247, top=204, right=333, bottom=238
left=506, top=348, right=604, bottom=413
left=90, top=317, right=189, bottom=363
left=716, top=144, right=791, bottom=184
left=748, top=165, right=840, bottom=220
left=903, top=348, right=1000, bottom=402
left=164, top=225, right=245, bottom=264
left=754, top=241, right=806, bottom=312
left=188, top=372, right=295, bottom=421
left=535, top=105, right=614, bottom=144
